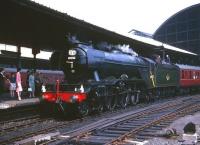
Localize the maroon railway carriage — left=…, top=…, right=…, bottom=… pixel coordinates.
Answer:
left=176, top=64, right=200, bottom=93
left=3, top=68, right=64, bottom=91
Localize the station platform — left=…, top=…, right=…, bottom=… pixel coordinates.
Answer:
left=0, top=93, right=41, bottom=109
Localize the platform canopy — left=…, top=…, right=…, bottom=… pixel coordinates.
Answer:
left=0, top=0, right=197, bottom=57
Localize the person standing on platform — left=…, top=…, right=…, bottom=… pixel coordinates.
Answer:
left=0, top=68, right=5, bottom=95
left=16, top=68, right=22, bottom=100
left=28, top=71, right=35, bottom=98
left=35, top=72, right=42, bottom=96
left=9, top=73, right=16, bottom=98
left=26, top=70, right=30, bottom=93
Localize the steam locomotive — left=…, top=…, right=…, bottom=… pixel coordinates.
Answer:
left=41, top=42, right=200, bottom=116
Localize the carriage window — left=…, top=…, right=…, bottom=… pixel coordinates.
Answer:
left=182, top=70, right=184, bottom=79
left=185, top=71, right=188, bottom=79
left=190, top=71, right=192, bottom=79
left=186, top=71, right=188, bottom=79
left=193, top=71, right=196, bottom=79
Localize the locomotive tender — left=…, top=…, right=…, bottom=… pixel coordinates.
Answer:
left=42, top=42, right=200, bottom=116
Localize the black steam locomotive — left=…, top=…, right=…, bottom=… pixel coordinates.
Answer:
left=42, top=41, right=181, bottom=116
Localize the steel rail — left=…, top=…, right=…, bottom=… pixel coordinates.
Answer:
left=54, top=95, right=200, bottom=144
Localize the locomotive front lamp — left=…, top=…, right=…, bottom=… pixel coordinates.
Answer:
left=41, top=85, right=46, bottom=92
left=70, top=95, right=79, bottom=103
left=68, top=49, right=77, bottom=56
left=80, top=84, right=84, bottom=93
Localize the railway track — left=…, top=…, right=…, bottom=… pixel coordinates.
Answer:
left=48, top=95, right=200, bottom=145
left=0, top=101, right=147, bottom=144
left=1, top=95, right=199, bottom=144
left=0, top=104, right=39, bottom=123
left=0, top=117, right=77, bottom=144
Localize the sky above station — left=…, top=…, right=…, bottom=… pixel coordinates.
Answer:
left=33, top=0, right=200, bottom=34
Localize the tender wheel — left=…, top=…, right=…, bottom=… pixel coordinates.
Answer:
left=171, top=88, right=176, bottom=97
left=166, top=88, right=171, bottom=97
left=77, top=101, right=89, bottom=117
left=155, top=89, right=161, bottom=99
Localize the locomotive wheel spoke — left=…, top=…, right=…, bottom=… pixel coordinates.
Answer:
left=130, top=93, right=137, bottom=105
left=136, top=92, right=140, bottom=104
left=93, top=90, right=104, bottom=113
left=97, top=102, right=104, bottom=113
left=78, top=101, right=89, bottom=117
left=111, top=96, right=117, bottom=110
left=105, top=95, right=117, bottom=110
left=145, top=93, right=150, bottom=102
left=120, top=92, right=129, bottom=108
left=94, top=99, right=104, bottom=113
left=105, top=96, right=111, bottom=110
left=105, top=96, right=112, bottom=110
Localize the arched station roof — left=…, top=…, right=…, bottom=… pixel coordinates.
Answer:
left=154, top=3, right=200, bottom=54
